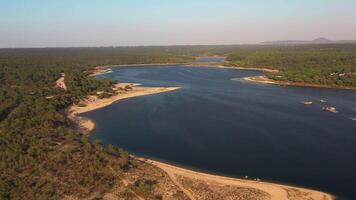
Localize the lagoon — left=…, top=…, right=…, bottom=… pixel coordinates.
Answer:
left=84, top=65, right=356, bottom=199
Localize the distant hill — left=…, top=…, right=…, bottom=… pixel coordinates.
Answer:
left=261, top=37, right=356, bottom=45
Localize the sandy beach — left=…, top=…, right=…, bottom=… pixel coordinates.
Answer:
left=136, top=157, right=334, bottom=200
left=67, top=83, right=180, bottom=133
left=242, top=75, right=356, bottom=90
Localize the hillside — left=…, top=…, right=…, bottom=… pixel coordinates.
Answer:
left=261, top=38, right=356, bottom=45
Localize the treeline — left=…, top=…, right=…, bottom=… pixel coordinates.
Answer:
left=0, top=47, right=196, bottom=67
left=225, top=44, right=356, bottom=87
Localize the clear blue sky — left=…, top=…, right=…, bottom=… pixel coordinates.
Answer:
left=1, top=0, right=356, bottom=47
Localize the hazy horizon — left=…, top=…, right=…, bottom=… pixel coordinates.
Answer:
left=1, top=0, right=356, bottom=48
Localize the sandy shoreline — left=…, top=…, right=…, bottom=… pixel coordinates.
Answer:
left=187, top=63, right=356, bottom=90
left=242, top=75, right=356, bottom=90
left=67, top=83, right=180, bottom=133
left=136, top=157, right=334, bottom=200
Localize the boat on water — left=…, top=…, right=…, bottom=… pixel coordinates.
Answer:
left=320, top=99, right=327, bottom=103
left=302, top=101, right=313, bottom=105
left=322, top=106, right=338, bottom=113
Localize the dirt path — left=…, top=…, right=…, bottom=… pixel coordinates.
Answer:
left=120, top=178, right=145, bottom=200
left=163, top=169, right=197, bottom=200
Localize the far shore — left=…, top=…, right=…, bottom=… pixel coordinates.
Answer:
left=91, top=62, right=190, bottom=76
left=242, top=75, right=356, bottom=90
left=186, top=62, right=279, bottom=73
left=135, top=156, right=334, bottom=200
left=186, top=62, right=356, bottom=90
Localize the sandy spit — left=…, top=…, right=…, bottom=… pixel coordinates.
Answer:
left=66, top=83, right=180, bottom=133
left=242, top=75, right=356, bottom=90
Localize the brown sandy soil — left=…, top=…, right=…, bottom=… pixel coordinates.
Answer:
left=66, top=83, right=180, bottom=133
left=242, top=75, right=356, bottom=90
left=117, top=159, right=191, bottom=200
left=242, top=76, right=279, bottom=84
left=55, top=73, right=67, bottom=90
left=135, top=158, right=334, bottom=200
left=89, top=67, right=113, bottom=77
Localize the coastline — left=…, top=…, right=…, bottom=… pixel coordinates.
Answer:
left=185, top=62, right=279, bottom=73
left=187, top=63, right=356, bottom=90
left=67, top=65, right=335, bottom=199
left=135, top=156, right=334, bottom=200
left=91, top=63, right=190, bottom=76
left=67, top=83, right=180, bottom=133
left=242, top=75, right=356, bottom=90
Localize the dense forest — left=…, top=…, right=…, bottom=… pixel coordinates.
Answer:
left=0, top=47, right=195, bottom=199
left=0, top=44, right=355, bottom=199
left=225, top=44, right=356, bottom=87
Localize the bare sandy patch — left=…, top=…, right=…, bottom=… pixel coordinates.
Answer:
left=55, top=73, right=67, bottom=90
left=136, top=157, right=334, bottom=200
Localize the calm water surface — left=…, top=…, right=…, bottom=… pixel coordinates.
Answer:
left=84, top=65, right=356, bottom=199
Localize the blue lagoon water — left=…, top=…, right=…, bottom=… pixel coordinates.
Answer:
left=83, top=65, right=356, bottom=199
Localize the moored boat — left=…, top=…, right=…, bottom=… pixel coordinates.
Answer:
left=302, top=101, right=313, bottom=105
left=322, top=106, right=338, bottom=113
